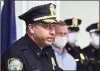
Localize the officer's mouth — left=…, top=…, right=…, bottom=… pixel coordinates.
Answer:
left=46, top=37, right=54, bottom=42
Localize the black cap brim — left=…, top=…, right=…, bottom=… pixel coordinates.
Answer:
left=90, top=30, right=100, bottom=34
left=68, top=27, right=79, bottom=32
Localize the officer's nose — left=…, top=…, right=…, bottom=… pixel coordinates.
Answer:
left=49, top=24, right=56, bottom=36
left=49, top=29, right=55, bottom=36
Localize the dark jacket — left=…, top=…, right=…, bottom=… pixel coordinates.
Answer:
left=1, top=34, right=63, bottom=71
left=83, top=44, right=100, bottom=71
left=65, top=43, right=90, bottom=71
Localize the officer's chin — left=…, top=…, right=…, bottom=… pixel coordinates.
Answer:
left=45, top=40, right=53, bottom=46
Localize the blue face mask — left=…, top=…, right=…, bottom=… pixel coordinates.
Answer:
left=67, top=32, right=78, bottom=44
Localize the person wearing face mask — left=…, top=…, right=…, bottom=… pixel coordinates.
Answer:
left=51, top=21, right=77, bottom=70
left=64, top=17, right=89, bottom=71
left=83, top=22, right=100, bottom=71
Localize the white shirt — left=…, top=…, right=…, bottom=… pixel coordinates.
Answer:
left=52, top=45, right=77, bottom=70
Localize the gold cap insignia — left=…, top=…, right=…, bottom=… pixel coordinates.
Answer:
left=72, top=17, right=78, bottom=27
left=33, top=4, right=56, bottom=21
left=8, top=58, right=23, bottom=71
left=50, top=4, right=56, bottom=16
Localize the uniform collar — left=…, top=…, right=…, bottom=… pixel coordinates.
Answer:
left=65, top=43, right=73, bottom=51
left=65, top=43, right=80, bottom=52
left=89, top=44, right=98, bottom=52
left=24, top=34, right=47, bottom=58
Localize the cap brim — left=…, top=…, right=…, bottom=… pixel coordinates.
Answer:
left=41, top=19, right=58, bottom=24
left=95, top=31, right=100, bottom=33
left=90, top=30, right=100, bottom=34
left=68, top=27, right=79, bottom=32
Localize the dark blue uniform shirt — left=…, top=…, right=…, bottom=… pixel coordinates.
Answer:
left=1, top=34, right=63, bottom=71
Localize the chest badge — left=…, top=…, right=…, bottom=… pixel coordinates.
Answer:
left=8, top=57, right=23, bottom=71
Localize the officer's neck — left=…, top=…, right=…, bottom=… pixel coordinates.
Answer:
left=27, top=32, right=45, bottom=49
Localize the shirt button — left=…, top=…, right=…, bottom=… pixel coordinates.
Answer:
left=97, top=60, right=100, bottom=63
left=37, top=53, right=40, bottom=55
left=46, top=52, right=48, bottom=54
left=92, top=49, right=95, bottom=52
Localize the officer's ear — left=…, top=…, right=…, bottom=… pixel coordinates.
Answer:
left=28, top=24, right=35, bottom=34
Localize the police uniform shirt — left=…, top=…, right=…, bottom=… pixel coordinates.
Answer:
left=65, top=43, right=89, bottom=71
left=83, top=22, right=100, bottom=71
left=64, top=17, right=91, bottom=71
left=1, top=34, right=63, bottom=71
left=65, top=43, right=82, bottom=59
left=83, top=44, right=100, bottom=71
left=51, top=45, right=77, bottom=70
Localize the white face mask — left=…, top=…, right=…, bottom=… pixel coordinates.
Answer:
left=91, top=35, right=100, bottom=46
left=52, top=36, right=68, bottom=48
left=67, top=32, right=77, bottom=44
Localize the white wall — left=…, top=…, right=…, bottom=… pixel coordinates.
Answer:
left=59, top=1, right=99, bottom=48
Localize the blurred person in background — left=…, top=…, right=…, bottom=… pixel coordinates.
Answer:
left=64, top=17, right=89, bottom=71
left=83, top=22, right=100, bottom=71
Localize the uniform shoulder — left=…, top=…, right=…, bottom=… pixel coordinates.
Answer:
left=4, top=36, right=28, bottom=56
left=76, top=45, right=81, bottom=49
left=83, top=45, right=90, bottom=51
left=1, top=36, right=29, bottom=71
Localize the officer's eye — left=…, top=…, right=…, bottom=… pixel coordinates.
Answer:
left=41, top=24, right=55, bottom=30
left=64, top=33, right=67, bottom=36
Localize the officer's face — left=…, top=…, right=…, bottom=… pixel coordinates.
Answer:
left=28, top=23, right=56, bottom=47
left=90, top=32, right=100, bottom=39
left=67, top=30, right=78, bottom=44
left=90, top=32, right=100, bottom=48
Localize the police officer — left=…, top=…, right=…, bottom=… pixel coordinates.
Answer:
left=83, top=22, right=100, bottom=71
left=1, top=3, right=63, bottom=71
left=64, top=17, right=89, bottom=71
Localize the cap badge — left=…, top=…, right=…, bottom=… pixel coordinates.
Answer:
left=72, top=17, right=78, bottom=27
left=50, top=4, right=56, bottom=16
